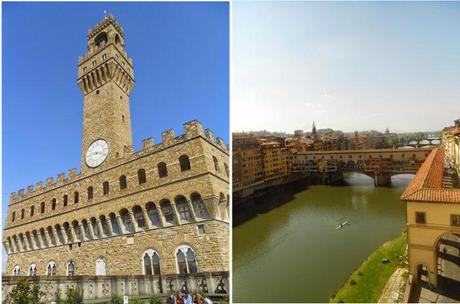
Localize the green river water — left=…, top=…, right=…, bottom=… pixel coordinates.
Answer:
left=233, top=172, right=412, bottom=303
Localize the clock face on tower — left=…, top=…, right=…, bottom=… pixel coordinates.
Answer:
left=85, top=139, right=109, bottom=168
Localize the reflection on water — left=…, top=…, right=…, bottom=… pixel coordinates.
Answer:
left=233, top=173, right=413, bottom=303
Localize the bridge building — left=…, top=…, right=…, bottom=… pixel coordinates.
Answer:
left=2, top=15, right=229, bottom=302
left=292, top=147, right=433, bottom=186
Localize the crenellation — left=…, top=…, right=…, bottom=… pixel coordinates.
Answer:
left=184, top=120, right=205, bottom=138
left=46, top=177, right=54, bottom=187
left=26, top=185, right=34, bottom=194
left=9, top=192, right=17, bottom=202
left=142, top=137, right=154, bottom=150
left=162, top=129, right=175, bottom=145
left=216, top=137, right=227, bottom=151
left=57, top=173, right=65, bottom=183
left=123, top=145, right=134, bottom=156
left=68, top=168, right=78, bottom=180
left=18, top=189, right=25, bottom=197
left=36, top=181, right=43, bottom=191
left=205, top=129, right=215, bottom=142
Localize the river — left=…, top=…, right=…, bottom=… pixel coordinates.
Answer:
left=233, top=172, right=412, bottom=303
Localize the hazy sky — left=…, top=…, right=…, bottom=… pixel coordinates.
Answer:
left=232, top=1, right=460, bottom=133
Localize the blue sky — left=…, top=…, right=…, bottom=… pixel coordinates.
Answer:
left=2, top=1, right=229, bottom=266
left=232, top=1, right=460, bottom=133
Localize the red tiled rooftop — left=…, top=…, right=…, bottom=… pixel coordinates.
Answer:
left=401, top=147, right=460, bottom=203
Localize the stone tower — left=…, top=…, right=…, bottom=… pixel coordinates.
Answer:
left=77, top=15, right=134, bottom=174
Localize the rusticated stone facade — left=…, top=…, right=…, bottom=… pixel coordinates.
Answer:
left=2, top=15, right=229, bottom=300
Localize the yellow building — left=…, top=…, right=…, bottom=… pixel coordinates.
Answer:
left=401, top=147, right=460, bottom=298
left=232, top=135, right=264, bottom=189
left=261, top=141, right=286, bottom=181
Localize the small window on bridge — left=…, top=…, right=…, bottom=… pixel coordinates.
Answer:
left=412, top=154, right=416, bottom=159
left=359, top=155, right=362, bottom=159
left=340, top=156, right=342, bottom=159
left=322, top=156, right=324, bottom=159
left=415, top=212, right=426, bottom=224
left=349, top=155, right=352, bottom=159
left=379, top=155, right=382, bottom=158
left=402, top=154, right=405, bottom=158
left=330, top=156, right=333, bottom=159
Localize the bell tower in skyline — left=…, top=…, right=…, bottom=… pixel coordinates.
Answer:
left=77, top=15, right=134, bottom=174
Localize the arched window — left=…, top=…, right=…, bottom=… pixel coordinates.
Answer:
left=63, top=195, right=68, bottom=207
left=179, top=155, right=191, bottom=171
left=12, top=265, right=21, bottom=276
left=63, top=222, right=73, bottom=243
left=40, top=202, right=45, bottom=213
left=100, top=216, right=110, bottom=236
left=120, top=209, right=134, bottom=233
left=109, top=213, right=121, bottom=235
left=175, top=196, right=193, bottom=222
left=55, top=225, right=65, bottom=244
left=191, top=193, right=209, bottom=219
left=132, top=206, right=146, bottom=230
left=143, top=249, right=161, bottom=275
left=32, top=230, right=41, bottom=249
left=12, top=211, right=15, bottom=222
left=30, top=205, right=35, bottom=217
left=46, top=261, right=57, bottom=276
left=213, top=156, right=220, bottom=172
left=87, top=186, right=94, bottom=200
left=28, top=264, right=37, bottom=276
left=45, top=226, right=57, bottom=245
left=119, top=175, right=127, bottom=190
left=67, top=261, right=76, bottom=276
left=72, top=221, right=82, bottom=242
left=103, top=181, right=110, bottom=195
left=176, top=245, right=198, bottom=274
left=224, top=163, right=229, bottom=177
left=90, top=218, right=100, bottom=238
left=74, top=191, right=79, bottom=204
left=115, top=34, right=121, bottom=45
left=160, top=200, right=175, bottom=225
left=138, top=169, right=147, bottom=184
left=158, top=162, right=168, bottom=178
left=146, top=202, right=161, bottom=227
left=51, top=199, right=56, bottom=210
left=96, top=257, right=106, bottom=276
left=95, top=32, right=108, bottom=48
left=20, top=209, right=25, bottom=220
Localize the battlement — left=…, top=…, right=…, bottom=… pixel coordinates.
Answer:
left=9, top=168, right=81, bottom=205
left=88, top=15, right=124, bottom=39
left=136, top=120, right=227, bottom=155
left=8, top=120, right=226, bottom=205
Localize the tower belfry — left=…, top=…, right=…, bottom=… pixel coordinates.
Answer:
left=77, top=15, right=135, bottom=174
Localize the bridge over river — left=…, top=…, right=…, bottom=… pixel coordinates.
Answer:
left=292, top=147, right=434, bottom=186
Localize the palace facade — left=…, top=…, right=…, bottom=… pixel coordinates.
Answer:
left=2, top=15, right=229, bottom=301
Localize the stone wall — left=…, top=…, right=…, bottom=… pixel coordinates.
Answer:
left=2, top=271, right=229, bottom=303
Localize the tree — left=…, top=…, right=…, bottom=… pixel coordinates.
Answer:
left=3, top=278, right=44, bottom=304
left=63, top=287, right=83, bottom=304
left=149, top=294, right=164, bottom=304
left=109, top=294, right=123, bottom=304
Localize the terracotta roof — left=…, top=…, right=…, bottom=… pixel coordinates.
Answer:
left=401, top=147, right=460, bottom=203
